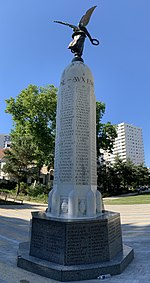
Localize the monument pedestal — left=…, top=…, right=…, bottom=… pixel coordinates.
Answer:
left=17, top=59, right=134, bottom=281
left=17, top=211, right=134, bottom=281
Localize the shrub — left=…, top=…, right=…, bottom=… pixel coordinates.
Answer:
left=0, top=180, right=17, bottom=191
left=27, top=183, right=48, bottom=197
left=15, top=182, right=29, bottom=195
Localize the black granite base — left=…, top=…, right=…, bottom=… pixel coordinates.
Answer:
left=18, top=242, right=134, bottom=281
left=17, top=211, right=134, bottom=281
left=29, top=211, right=123, bottom=265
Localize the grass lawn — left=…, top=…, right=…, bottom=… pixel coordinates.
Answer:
left=103, top=192, right=150, bottom=205
left=0, top=194, right=48, bottom=205
left=1, top=192, right=150, bottom=206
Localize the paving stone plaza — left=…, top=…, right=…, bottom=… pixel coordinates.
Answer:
left=0, top=201, right=150, bottom=283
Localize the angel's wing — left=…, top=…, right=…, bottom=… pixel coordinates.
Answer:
left=53, top=20, right=77, bottom=30
left=79, top=6, right=97, bottom=27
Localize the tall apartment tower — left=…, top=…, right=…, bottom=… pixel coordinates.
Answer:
left=103, top=122, right=145, bottom=165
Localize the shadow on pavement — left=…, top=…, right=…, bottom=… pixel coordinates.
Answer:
left=0, top=202, right=47, bottom=210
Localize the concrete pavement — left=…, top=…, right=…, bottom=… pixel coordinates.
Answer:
left=0, top=202, right=150, bottom=283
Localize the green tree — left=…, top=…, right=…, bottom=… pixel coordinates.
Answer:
left=135, top=164, right=150, bottom=188
left=96, top=101, right=117, bottom=195
left=113, top=157, right=137, bottom=193
left=123, top=159, right=137, bottom=190
left=99, top=157, right=150, bottom=196
left=2, top=137, right=37, bottom=194
left=96, top=101, right=117, bottom=158
left=5, top=84, right=57, bottom=183
left=97, top=161, right=116, bottom=195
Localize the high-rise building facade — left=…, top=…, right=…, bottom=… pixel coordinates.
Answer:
left=102, top=122, right=145, bottom=165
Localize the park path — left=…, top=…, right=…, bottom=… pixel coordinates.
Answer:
left=0, top=202, right=150, bottom=283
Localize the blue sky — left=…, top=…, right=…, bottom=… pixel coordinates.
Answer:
left=0, top=0, right=150, bottom=166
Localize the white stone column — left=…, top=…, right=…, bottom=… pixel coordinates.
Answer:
left=47, top=61, right=102, bottom=219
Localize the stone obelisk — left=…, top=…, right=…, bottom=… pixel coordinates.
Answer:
left=17, top=6, right=134, bottom=281
left=47, top=61, right=102, bottom=218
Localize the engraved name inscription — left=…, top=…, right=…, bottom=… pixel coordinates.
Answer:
left=54, top=72, right=97, bottom=186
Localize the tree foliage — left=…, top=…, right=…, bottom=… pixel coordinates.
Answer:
left=97, top=156, right=150, bottom=196
left=96, top=101, right=117, bottom=157
left=2, top=138, right=37, bottom=194
left=4, top=84, right=57, bottom=186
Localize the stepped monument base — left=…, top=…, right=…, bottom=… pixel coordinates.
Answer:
left=17, top=210, right=134, bottom=281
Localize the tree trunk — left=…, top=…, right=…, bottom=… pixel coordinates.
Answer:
left=16, top=180, right=20, bottom=196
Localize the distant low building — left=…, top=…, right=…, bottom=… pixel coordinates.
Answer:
left=0, top=148, right=9, bottom=180
left=0, top=134, right=11, bottom=149
left=0, top=134, right=11, bottom=179
left=27, top=166, right=54, bottom=186
left=0, top=135, right=54, bottom=186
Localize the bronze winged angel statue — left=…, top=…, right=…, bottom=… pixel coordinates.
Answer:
left=54, top=6, right=99, bottom=60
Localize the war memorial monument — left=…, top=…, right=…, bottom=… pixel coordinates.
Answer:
left=17, top=6, right=134, bottom=281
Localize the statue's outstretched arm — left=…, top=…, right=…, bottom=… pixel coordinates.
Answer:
left=53, top=21, right=77, bottom=30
